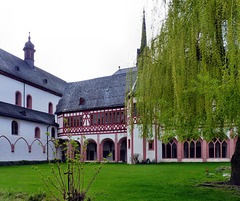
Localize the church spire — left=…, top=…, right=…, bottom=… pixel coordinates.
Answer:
left=137, top=9, right=147, bottom=65
left=23, top=32, right=36, bottom=68
left=140, top=9, right=147, bottom=55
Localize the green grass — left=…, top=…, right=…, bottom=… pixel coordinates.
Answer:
left=0, top=162, right=239, bottom=200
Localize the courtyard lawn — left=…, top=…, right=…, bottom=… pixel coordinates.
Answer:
left=0, top=162, right=239, bottom=200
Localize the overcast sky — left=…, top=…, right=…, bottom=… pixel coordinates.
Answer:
left=0, top=0, right=164, bottom=82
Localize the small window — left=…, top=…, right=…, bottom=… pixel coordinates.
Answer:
left=48, top=102, right=53, bottom=114
left=51, top=127, right=55, bottom=138
left=94, top=114, right=97, bottom=125
left=26, top=95, right=32, bottom=109
left=113, top=112, right=116, bottom=124
left=133, top=103, right=137, bottom=116
left=12, top=121, right=18, bottom=135
left=128, top=139, right=131, bottom=149
left=80, top=116, right=83, bottom=126
left=101, top=113, right=104, bottom=125
left=148, top=140, right=154, bottom=150
left=91, top=114, right=93, bottom=125
left=35, top=127, right=40, bottom=138
left=15, top=91, right=22, bottom=106
left=79, top=97, right=84, bottom=105
left=105, top=113, right=108, bottom=124
left=98, top=114, right=100, bottom=125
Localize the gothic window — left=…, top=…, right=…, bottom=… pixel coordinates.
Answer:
left=26, top=95, right=32, bottom=109
left=162, top=139, right=177, bottom=158
left=15, top=91, right=22, bottom=106
left=183, top=140, right=202, bottom=158
left=35, top=127, right=40, bottom=138
left=12, top=121, right=18, bottom=135
left=208, top=139, right=228, bottom=158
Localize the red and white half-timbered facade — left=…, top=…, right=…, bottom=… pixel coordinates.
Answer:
left=57, top=107, right=127, bottom=162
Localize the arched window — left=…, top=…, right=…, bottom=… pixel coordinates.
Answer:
left=35, top=127, right=40, bottom=138
left=51, top=127, right=55, bottom=138
left=48, top=102, right=53, bottom=114
left=11, top=121, right=18, bottom=135
left=208, top=139, right=228, bottom=158
left=15, top=91, right=22, bottom=106
left=26, top=95, right=32, bottom=109
left=183, top=140, right=202, bottom=158
left=162, top=139, right=177, bottom=158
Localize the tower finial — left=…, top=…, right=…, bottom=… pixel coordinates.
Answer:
left=28, top=32, right=31, bottom=41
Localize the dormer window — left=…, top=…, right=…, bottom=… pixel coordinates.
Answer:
left=15, top=65, right=20, bottom=71
left=79, top=97, right=84, bottom=105
left=43, top=79, right=48, bottom=84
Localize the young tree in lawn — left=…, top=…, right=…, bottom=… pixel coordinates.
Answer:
left=135, top=0, right=240, bottom=184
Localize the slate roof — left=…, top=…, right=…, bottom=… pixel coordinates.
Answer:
left=0, top=48, right=67, bottom=95
left=56, top=67, right=137, bottom=114
left=0, top=101, right=57, bottom=126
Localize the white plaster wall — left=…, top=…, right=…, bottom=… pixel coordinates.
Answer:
left=157, top=139, right=162, bottom=162
left=160, top=159, right=178, bottom=162
left=99, top=134, right=115, bottom=143
left=0, top=74, right=61, bottom=113
left=25, top=84, right=60, bottom=113
left=181, top=159, right=203, bottom=162
left=146, top=139, right=155, bottom=161
left=118, top=133, right=127, bottom=143
left=207, top=158, right=230, bottom=162
left=0, top=116, right=58, bottom=161
left=0, top=74, right=24, bottom=105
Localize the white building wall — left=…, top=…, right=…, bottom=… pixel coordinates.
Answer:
left=25, top=84, right=60, bottom=113
left=0, top=74, right=61, bottom=114
left=146, top=140, right=155, bottom=161
left=0, top=116, right=58, bottom=161
left=157, top=139, right=162, bottom=162
left=0, top=74, right=23, bottom=105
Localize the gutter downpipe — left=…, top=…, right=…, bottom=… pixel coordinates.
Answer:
left=47, top=125, right=50, bottom=162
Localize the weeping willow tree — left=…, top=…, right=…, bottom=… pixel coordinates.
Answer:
left=136, top=0, right=240, bottom=185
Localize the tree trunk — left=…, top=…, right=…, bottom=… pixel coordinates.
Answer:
left=230, top=136, right=240, bottom=185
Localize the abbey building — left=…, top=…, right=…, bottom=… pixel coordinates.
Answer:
left=0, top=17, right=237, bottom=164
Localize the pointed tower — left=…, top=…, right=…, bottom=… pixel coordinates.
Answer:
left=137, top=10, right=147, bottom=65
left=23, top=32, right=36, bottom=68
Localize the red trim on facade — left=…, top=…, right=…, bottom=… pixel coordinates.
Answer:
left=115, top=133, right=118, bottom=162
left=0, top=135, right=13, bottom=151
left=155, top=135, right=158, bottom=162
left=97, top=135, right=100, bottom=161
left=143, top=137, right=146, bottom=161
